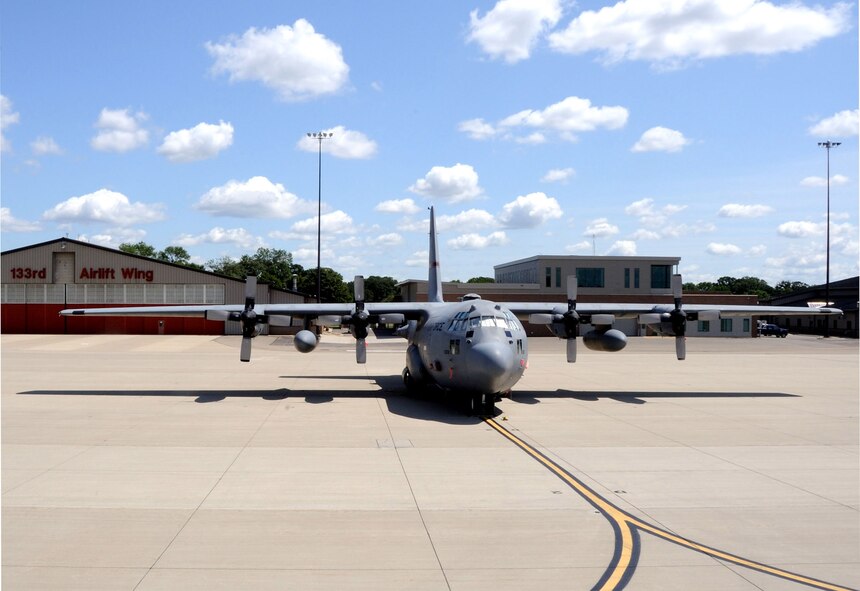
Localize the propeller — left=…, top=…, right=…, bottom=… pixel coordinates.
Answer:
left=563, top=276, right=580, bottom=363
left=670, top=274, right=686, bottom=360
left=345, top=275, right=370, bottom=364
left=230, top=275, right=258, bottom=362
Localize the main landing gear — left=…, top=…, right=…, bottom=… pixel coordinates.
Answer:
left=469, top=392, right=496, bottom=417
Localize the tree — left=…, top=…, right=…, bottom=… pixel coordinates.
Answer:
left=774, top=280, right=810, bottom=296
left=346, top=276, right=398, bottom=302
left=466, top=276, right=495, bottom=283
left=296, top=267, right=350, bottom=303
left=119, top=241, right=157, bottom=258
left=207, top=248, right=294, bottom=290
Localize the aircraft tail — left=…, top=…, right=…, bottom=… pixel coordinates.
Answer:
left=427, top=206, right=443, bottom=303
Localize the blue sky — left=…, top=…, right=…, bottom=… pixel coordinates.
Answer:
left=2, top=0, right=857, bottom=285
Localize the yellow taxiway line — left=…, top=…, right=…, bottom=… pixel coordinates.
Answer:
left=484, top=417, right=854, bottom=591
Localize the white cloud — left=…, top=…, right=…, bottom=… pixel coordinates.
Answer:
left=548, top=0, right=851, bottom=67
left=77, top=228, right=148, bottom=248
left=541, top=167, right=575, bottom=183
left=447, top=231, right=508, bottom=250
left=707, top=242, right=743, bottom=256
left=458, top=118, right=497, bottom=140
left=748, top=244, right=767, bottom=256
left=718, top=203, right=774, bottom=218
left=286, top=210, right=357, bottom=238
left=777, top=220, right=822, bottom=238
left=175, top=227, right=263, bottom=249
left=375, top=198, right=421, bottom=214
left=499, top=96, right=628, bottom=137
left=90, top=108, right=149, bottom=152
left=409, top=163, right=483, bottom=202
left=367, top=232, right=403, bottom=246
left=1, top=94, right=20, bottom=152
left=297, top=125, right=378, bottom=159
left=438, top=209, right=497, bottom=233
left=625, top=197, right=687, bottom=226
left=31, top=136, right=63, bottom=156
left=801, top=174, right=850, bottom=187
left=405, top=250, right=429, bottom=267
left=467, top=0, right=562, bottom=63
left=584, top=217, right=619, bottom=237
left=43, top=189, right=165, bottom=226
left=206, top=20, right=349, bottom=102
left=565, top=240, right=592, bottom=253
left=809, top=109, right=859, bottom=137
left=606, top=240, right=637, bottom=256
left=498, top=192, right=563, bottom=228
left=631, top=229, right=660, bottom=240
left=1, top=207, right=41, bottom=232
left=662, top=222, right=715, bottom=238
left=158, top=121, right=234, bottom=162
left=196, top=176, right=315, bottom=218
left=631, top=126, right=689, bottom=152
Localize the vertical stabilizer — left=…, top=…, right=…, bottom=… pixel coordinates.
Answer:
left=427, top=206, right=443, bottom=303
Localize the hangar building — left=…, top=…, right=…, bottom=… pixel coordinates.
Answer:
left=1, top=237, right=306, bottom=335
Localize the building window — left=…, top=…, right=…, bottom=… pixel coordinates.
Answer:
left=555, top=267, right=561, bottom=288
left=721, top=318, right=733, bottom=333
left=743, top=318, right=750, bottom=333
left=576, top=268, right=605, bottom=288
left=545, top=267, right=551, bottom=288
left=624, top=268, right=630, bottom=288
left=651, top=265, right=671, bottom=289
left=698, top=320, right=710, bottom=332
left=634, top=268, right=640, bottom=288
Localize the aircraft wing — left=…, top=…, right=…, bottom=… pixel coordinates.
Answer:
left=503, top=302, right=843, bottom=319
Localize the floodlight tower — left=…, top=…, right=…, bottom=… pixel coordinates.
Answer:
left=307, top=131, right=333, bottom=304
left=817, top=140, right=840, bottom=337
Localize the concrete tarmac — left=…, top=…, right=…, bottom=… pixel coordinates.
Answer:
left=2, top=333, right=857, bottom=590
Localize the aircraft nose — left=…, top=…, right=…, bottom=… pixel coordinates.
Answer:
left=467, top=341, right=514, bottom=392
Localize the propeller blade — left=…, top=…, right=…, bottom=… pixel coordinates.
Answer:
left=354, top=275, right=365, bottom=304
left=240, top=336, right=252, bottom=362
left=675, top=336, right=686, bottom=361
left=566, top=337, right=577, bottom=363
left=244, top=275, right=257, bottom=305
left=567, top=275, right=578, bottom=303
left=672, top=274, right=682, bottom=305
left=356, top=338, right=367, bottom=364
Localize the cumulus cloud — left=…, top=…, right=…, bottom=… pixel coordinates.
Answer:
left=175, top=227, right=263, bottom=249
left=196, top=176, right=315, bottom=218
left=500, top=96, right=628, bottom=136
left=78, top=228, right=148, bottom=248
left=447, top=231, right=508, bottom=250
left=541, top=167, right=575, bottom=183
left=158, top=121, right=234, bottom=162
left=607, top=240, right=637, bottom=256
left=438, top=209, right=497, bottom=232
left=625, top=197, right=687, bottom=226
left=1, top=207, right=42, bottom=232
left=565, top=240, right=592, bottom=253
left=809, top=109, right=859, bottom=137
left=548, top=0, right=851, bottom=67
left=409, top=163, right=483, bottom=202
left=206, top=20, right=349, bottom=102
left=584, top=217, right=619, bottom=237
left=707, top=242, right=743, bottom=255
left=296, top=126, right=377, bottom=159
left=718, top=203, right=774, bottom=218
left=800, top=175, right=850, bottom=187
left=30, top=136, right=63, bottom=156
left=43, top=189, right=165, bottom=226
left=631, top=126, right=689, bottom=152
left=367, top=232, right=403, bottom=246
left=375, top=198, right=421, bottom=214
left=285, top=210, right=357, bottom=238
left=467, top=0, right=562, bottom=63
left=498, top=192, right=563, bottom=228
left=90, top=108, right=149, bottom=152
left=775, top=220, right=856, bottom=239
left=1, top=94, right=20, bottom=152
left=458, top=118, right=497, bottom=140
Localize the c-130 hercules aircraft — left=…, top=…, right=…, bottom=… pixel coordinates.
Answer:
left=62, top=207, right=841, bottom=414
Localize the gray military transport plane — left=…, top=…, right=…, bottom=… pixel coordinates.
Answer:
left=61, top=207, right=842, bottom=414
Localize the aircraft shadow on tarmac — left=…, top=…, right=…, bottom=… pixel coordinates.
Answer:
left=19, top=380, right=796, bottom=423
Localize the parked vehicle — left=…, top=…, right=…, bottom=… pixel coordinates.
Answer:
left=759, top=323, right=788, bottom=337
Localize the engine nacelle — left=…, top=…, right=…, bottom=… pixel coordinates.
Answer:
left=583, top=328, right=628, bottom=352
left=293, top=329, right=319, bottom=353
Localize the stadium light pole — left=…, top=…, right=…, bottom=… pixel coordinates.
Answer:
left=817, top=140, right=840, bottom=337
left=307, top=131, right=333, bottom=304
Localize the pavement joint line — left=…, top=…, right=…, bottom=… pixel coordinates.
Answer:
left=131, top=395, right=284, bottom=591
left=375, top=395, right=453, bottom=591
left=484, top=417, right=856, bottom=591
